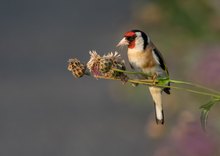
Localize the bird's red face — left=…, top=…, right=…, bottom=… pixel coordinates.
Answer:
left=117, top=31, right=137, bottom=49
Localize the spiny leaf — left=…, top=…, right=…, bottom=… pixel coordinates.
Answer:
left=200, top=99, right=220, bottom=131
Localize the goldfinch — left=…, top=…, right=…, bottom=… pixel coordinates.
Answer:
left=117, top=30, right=170, bottom=124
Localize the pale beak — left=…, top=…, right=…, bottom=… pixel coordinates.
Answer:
left=116, top=37, right=129, bottom=47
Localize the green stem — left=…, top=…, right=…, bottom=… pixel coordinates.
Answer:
left=170, top=79, right=220, bottom=95
left=132, top=79, right=220, bottom=98
left=112, top=68, right=220, bottom=96
left=95, top=76, right=220, bottom=99
left=112, top=68, right=149, bottom=77
left=156, top=84, right=220, bottom=99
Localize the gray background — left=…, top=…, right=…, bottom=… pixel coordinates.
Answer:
left=0, top=0, right=154, bottom=155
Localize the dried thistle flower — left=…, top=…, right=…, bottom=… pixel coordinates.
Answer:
left=87, top=51, right=102, bottom=76
left=104, top=52, right=126, bottom=78
left=103, top=51, right=121, bottom=61
left=68, top=58, right=86, bottom=78
left=87, top=50, right=128, bottom=82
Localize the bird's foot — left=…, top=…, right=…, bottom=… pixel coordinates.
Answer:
left=120, top=75, right=129, bottom=85
left=131, top=83, right=139, bottom=87
left=152, top=73, right=158, bottom=85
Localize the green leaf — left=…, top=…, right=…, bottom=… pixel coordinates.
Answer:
left=200, top=99, right=220, bottom=131
left=157, top=77, right=170, bottom=86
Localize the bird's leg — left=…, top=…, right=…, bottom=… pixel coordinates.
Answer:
left=119, top=74, right=129, bottom=85
left=152, top=73, right=158, bottom=85
left=131, top=83, right=139, bottom=87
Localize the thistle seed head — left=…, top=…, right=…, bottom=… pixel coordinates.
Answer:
left=86, top=51, right=127, bottom=80
left=68, top=58, right=86, bottom=78
left=99, top=58, right=113, bottom=73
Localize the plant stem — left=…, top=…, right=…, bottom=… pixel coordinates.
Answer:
left=112, top=68, right=149, bottom=77
left=94, top=76, right=220, bottom=99
left=112, top=68, right=220, bottom=97
left=170, top=79, right=220, bottom=94
left=156, top=84, right=220, bottom=99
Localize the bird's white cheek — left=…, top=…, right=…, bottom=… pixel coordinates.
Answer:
left=133, top=37, right=144, bottom=51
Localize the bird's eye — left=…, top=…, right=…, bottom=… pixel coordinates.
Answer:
left=126, top=36, right=135, bottom=42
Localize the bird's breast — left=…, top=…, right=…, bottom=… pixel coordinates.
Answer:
left=128, top=49, right=156, bottom=71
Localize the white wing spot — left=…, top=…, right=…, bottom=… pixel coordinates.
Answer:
left=147, top=36, right=150, bottom=44
left=152, top=50, right=160, bottom=65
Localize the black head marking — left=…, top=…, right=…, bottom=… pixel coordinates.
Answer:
left=131, top=30, right=149, bottom=49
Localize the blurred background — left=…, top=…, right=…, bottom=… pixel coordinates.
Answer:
left=1, top=0, right=220, bottom=155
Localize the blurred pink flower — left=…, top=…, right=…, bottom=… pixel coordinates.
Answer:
left=154, top=111, right=217, bottom=156
left=191, top=46, right=220, bottom=87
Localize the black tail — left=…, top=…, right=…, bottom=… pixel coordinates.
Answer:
left=163, top=82, right=171, bottom=94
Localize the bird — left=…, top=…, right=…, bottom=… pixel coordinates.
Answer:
left=117, top=29, right=170, bottom=124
